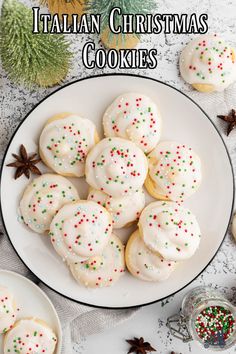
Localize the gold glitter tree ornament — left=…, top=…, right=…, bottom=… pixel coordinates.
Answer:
left=0, top=0, right=72, bottom=88
left=86, top=0, right=156, bottom=50
left=40, top=0, right=86, bottom=21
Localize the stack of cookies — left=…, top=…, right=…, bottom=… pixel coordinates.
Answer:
left=18, top=92, right=203, bottom=288
left=126, top=140, right=202, bottom=281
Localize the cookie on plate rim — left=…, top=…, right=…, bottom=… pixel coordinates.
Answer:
left=20, top=173, right=79, bottom=234
left=138, top=201, right=202, bottom=261
left=3, top=318, right=57, bottom=354
left=145, top=141, right=202, bottom=202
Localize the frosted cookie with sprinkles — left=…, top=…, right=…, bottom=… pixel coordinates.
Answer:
left=0, top=287, right=17, bottom=334
left=85, top=137, right=148, bottom=198
left=69, top=234, right=125, bottom=288
left=87, top=188, right=145, bottom=229
left=20, top=174, right=79, bottom=234
left=145, top=141, right=202, bottom=202
left=138, top=201, right=201, bottom=261
left=39, top=113, right=99, bottom=177
left=103, top=93, right=161, bottom=153
left=180, top=34, right=236, bottom=92
left=3, top=318, right=57, bottom=354
left=50, top=200, right=112, bottom=263
left=125, top=230, right=176, bottom=282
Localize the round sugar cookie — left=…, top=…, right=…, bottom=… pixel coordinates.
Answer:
left=20, top=174, right=79, bottom=234
left=3, top=318, right=57, bottom=354
left=69, top=234, right=125, bottom=288
left=138, top=201, right=201, bottom=261
left=85, top=137, right=148, bottom=198
left=103, top=93, right=161, bottom=153
left=50, top=200, right=112, bottom=263
left=87, top=188, right=145, bottom=229
left=179, top=34, right=236, bottom=92
left=125, top=230, right=176, bottom=282
left=145, top=141, right=202, bottom=202
left=0, top=286, right=17, bottom=334
left=39, top=113, right=99, bottom=177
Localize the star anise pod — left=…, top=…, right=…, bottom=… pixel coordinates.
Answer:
left=126, top=337, right=156, bottom=354
left=7, top=144, right=41, bottom=180
left=217, top=109, right=236, bottom=136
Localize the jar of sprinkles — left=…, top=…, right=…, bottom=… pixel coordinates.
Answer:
left=167, top=286, right=236, bottom=351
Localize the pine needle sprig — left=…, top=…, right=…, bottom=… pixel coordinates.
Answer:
left=0, top=0, right=72, bottom=88
left=86, top=0, right=156, bottom=33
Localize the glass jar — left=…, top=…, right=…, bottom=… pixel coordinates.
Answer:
left=167, top=286, right=236, bottom=351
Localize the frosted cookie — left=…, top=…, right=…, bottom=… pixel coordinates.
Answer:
left=4, top=318, right=57, bottom=354
left=138, top=201, right=201, bottom=261
left=69, top=234, right=125, bottom=288
left=87, top=188, right=145, bottom=229
left=179, top=34, right=236, bottom=92
left=125, top=230, right=176, bottom=282
left=85, top=137, right=148, bottom=198
left=0, top=287, right=17, bottom=334
left=50, top=200, right=112, bottom=263
left=145, top=141, right=202, bottom=202
left=20, top=174, right=79, bottom=234
left=39, top=113, right=99, bottom=177
left=103, top=93, right=161, bottom=153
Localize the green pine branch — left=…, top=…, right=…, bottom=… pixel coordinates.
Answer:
left=0, top=0, right=72, bottom=88
left=86, top=0, right=156, bottom=32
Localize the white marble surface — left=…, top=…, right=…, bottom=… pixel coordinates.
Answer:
left=0, top=0, right=236, bottom=353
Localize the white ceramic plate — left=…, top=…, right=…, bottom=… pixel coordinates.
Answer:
left=0, top=74, right=234, bottom=308
left=0, top=270, right=62, bottom=352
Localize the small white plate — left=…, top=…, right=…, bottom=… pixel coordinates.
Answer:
left=0, top=75, right=234, bottom=308
left=0, top=269, right=62, bottom=353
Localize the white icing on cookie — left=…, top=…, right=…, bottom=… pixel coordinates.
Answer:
left=4, top=318, right=57, bottom=354
left=126, top=230, right=176, bottom=281
left=180, top=34, right=236, bottom=91
left=20, top=174, right=79, bottom=234
left=39, top=114, right=98, bottom=177
left=85, top=137, right=148, bottom=197
left=138, top=201, right=201, bottom=261
left=0, top=287, right=16, bottom=334
left=87, top=188, right=145, bottom=229
left=147, top=141, right=202, bottom=202
left=103, top=93, right=161, bottom=153
left=69, top=234, right=125, bottom=288
left=50, top=200, right=112, bottom=263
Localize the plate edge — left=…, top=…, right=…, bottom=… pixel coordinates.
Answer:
left=0, top=73, right=235, bottom=309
